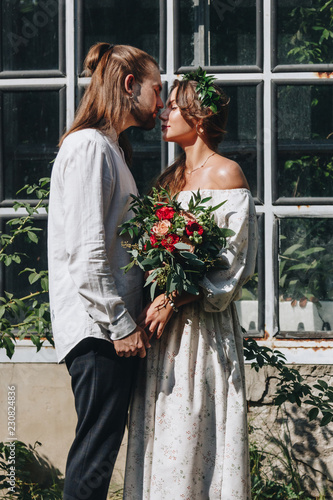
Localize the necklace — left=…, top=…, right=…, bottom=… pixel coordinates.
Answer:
left=186, top=152, right=216, bottom=175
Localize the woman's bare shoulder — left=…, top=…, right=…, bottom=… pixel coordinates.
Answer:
left=211, top=156, right=249, bottom=190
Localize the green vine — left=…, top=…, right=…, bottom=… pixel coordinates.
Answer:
left=0, top=178, right=52, bottom=359
left=244, top=338, right=333, bottom=427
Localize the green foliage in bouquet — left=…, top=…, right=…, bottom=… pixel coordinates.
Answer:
left=120, top=188, right=234, bottom=300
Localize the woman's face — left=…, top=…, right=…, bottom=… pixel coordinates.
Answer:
left=159, top=88, right=198, bottom=146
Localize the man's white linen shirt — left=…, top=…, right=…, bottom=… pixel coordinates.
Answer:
left=48, top=129, right=143, bottom=362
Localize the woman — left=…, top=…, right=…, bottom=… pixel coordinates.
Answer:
left=124, top=72, right=258, bottom=499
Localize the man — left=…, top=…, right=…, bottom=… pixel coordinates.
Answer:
left=47, top=43, right=163, bottom=500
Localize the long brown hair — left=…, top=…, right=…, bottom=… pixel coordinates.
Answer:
left=155, top=79, right=229, bottom=195
left=59, top=42, right=159, bottom=161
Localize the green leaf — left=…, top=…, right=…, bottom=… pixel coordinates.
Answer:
left=220, top=228, right=235, bottom=238
left=210, top=200, right=227, bottom=212
left=0, top=305, right=6, bottom=319
left=28, top=273, right=40, bottom=285
left=150, top=280, right=158, bottom=301
left=274, top=394, right=287, bottom=405
left=27, top=231, right=38, bottom=243
left=283, top=243, right=302, bottom=256
left=3, top=255, right=12, bottom=266
left=317, top=379, right=329, bottom=390
left=174, top=242, right=192, bottom=250
left=288, top=262, right=318, bottom=271
left=300, top=246, right=325, bottom=257
left=320, top=413, right=333, bottom=426
left=308, top=407, right=319, bottom=421
left=183, top=282, right=200, bottom=295
left=2, top=336, right=15, bottom=359
left=41, top=277, right=49, bottom=291
left=144, top=271, right=158, bottom=287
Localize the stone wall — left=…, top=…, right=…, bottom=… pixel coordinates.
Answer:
left=1, top=363, right=333, bottom=496
left=246, top=364, right=333, bottom=497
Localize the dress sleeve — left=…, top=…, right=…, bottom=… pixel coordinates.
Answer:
left=61, top=138, right=137, bottom=340
left=200, top=190, right=258, bottom=313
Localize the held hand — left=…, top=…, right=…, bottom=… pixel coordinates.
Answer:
left=137, top=294, right=174, bottom=339
left=113, top=326, right=151, bottom=358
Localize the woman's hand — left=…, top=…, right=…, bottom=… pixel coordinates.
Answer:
left=137, top=294, right=174, bottom=339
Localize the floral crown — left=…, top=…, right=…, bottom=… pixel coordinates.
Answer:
left=183, top=67, right=223, bottom=113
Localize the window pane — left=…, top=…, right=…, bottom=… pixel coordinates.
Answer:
left=1, top=218, right=47, bottom=299
left=1, top=0, right=61, bottom=71
left=219, top=84, right=258, bottom=197
left=279, top=218, right=333, bottom=333
left=127, top=126, right=162, bottom=195
left=2, top=90, right=61, bottom=200
left=276, top=0, right=333, bottom=66
left=236, top=214, right=263, bottom=336
left=276, top=84, right=333, bottom=199
left=80, top=0, right=161, bottom=71
left=178, top=0, right=257, bottom=67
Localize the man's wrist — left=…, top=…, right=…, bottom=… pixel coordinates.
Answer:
left=109, top=311, right=137, bottom=341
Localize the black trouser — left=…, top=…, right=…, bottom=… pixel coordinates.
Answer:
left=63, top=337, right=138, bottom=500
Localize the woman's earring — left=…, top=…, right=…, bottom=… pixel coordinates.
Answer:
left=196, top=123, right=200, bottom=134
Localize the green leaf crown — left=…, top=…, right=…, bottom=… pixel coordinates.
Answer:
left=183, top=67, right=223, bottom=113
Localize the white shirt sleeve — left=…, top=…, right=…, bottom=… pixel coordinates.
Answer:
left=61, top=138, right=137, bottom=340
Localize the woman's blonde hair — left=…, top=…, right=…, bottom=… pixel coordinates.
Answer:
left=155, top=79, right=229, bottom=195
left=59, top=42, right=159, bottom=161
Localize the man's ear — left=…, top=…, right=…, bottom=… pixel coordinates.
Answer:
left=124, top=74, right=135, bottom=96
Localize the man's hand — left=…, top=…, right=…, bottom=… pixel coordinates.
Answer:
left=113, top=326, right=151, bottom=358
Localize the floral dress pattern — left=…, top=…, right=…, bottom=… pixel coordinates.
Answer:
left=123, top=189, right=258, bottom=500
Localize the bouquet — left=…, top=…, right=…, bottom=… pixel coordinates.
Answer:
left=120, top=188, right=234, bottom=301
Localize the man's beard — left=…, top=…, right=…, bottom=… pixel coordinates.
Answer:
left=131, top=103, right=156, bottom=130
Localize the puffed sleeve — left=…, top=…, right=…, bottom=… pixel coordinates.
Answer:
left=61, top=138, right=137, bottom=339
left=200, top=190, right=258, bottom=312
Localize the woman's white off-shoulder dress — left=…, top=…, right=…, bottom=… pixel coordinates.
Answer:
left=124, top=189, right=258, bottom=500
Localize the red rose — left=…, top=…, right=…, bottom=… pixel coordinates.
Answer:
left=161, top=234, right=180, bottom=252
left=150, top=234, right=159, bottom=247
left=185, top=221, right=204, bottom=236
left=155, top=205, right=175, bottom=220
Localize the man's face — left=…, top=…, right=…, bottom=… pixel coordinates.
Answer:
left=131, top=65, right=163, bottom=130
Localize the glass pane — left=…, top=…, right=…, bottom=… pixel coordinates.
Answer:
left=236, top=215, right=262, bottom=335
left=127, top=126, right=162, bottom=195
left=1, top=218, right=47, bottom=299
left=178, top=0, right=257, bottom=67
left=276, top=0, right=333, bottom=66
left=81, top=0, right=161, bottom=70
left=276, top=84, right=333, bottom=199
left=219, top=85, right=258, bottom=197
left=3, top=90, right=60, bottom=200
left=1, top=0, right=60, bottom=71
left=279, top=218, right=333, bottom=333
